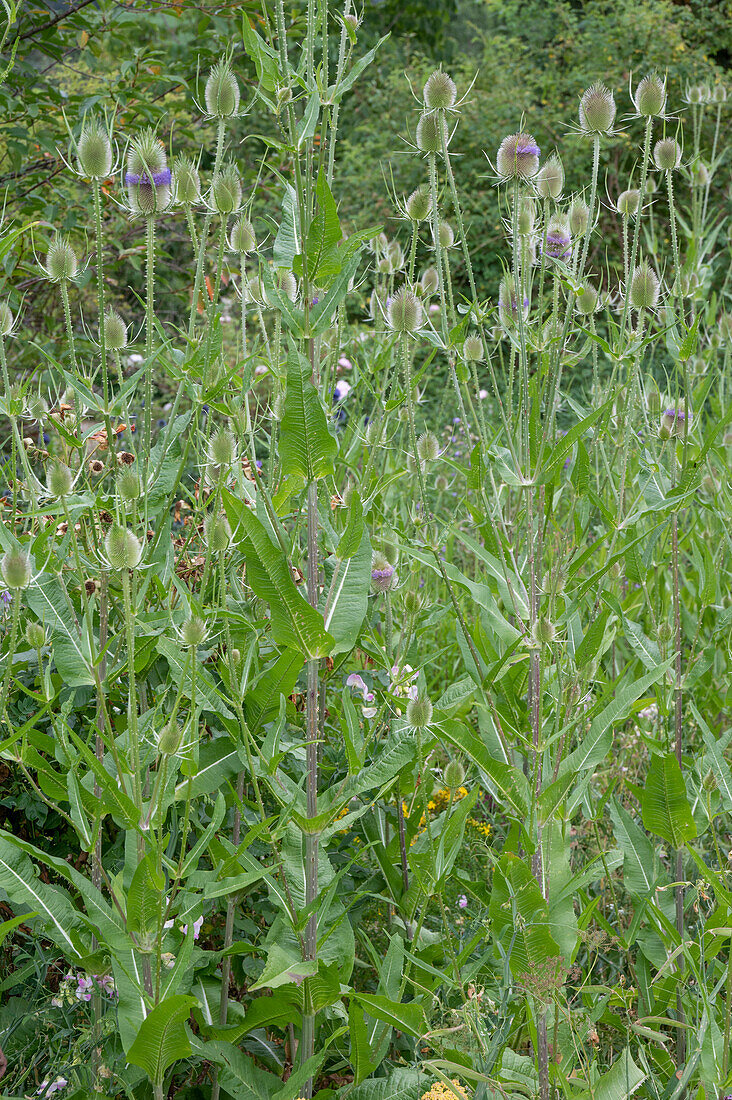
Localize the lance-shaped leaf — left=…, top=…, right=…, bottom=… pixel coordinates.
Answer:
left=321, top=528, right=371, bottom=655
left=641, top=752, right=697, bottom=848
left=127, top=994, right=197, bottom=1085
left=223, top=489, right=333, bottom=659
left=0, top=836, right=88, bottom=958
left=279, top=350, right=337, bottom=481
left=489, top=854, right=563, bottom=977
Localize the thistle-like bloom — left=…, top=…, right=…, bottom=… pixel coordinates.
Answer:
left=660, top=402, right=691, bottom=438
left=406, top=186, right=431, bottom=223
left=125, top=129, right=172, bottom=217
left=204, top=57, right=240, bottom=118
left=617, top=189, right=640, bottom=217
left=632, top=73, right=666, bottom=118
left=498, top=274, right=529, bottom=326
left=536, top=154, right=564, bottom=199
left=371, top=552, right=396, bottom=593
left=173, top=154, right=201, bottom=205
left=387, top=286, right=423, bottom=333
left=423, top=69, right=457, bottom=110
left=76, top=118, right=113, bottom=179
left=45, top=233, right=78, bottom=283
left=654, top=137, right=682, bottom=172
left=541, top=216, right=571, bottom=261
left=629, top=260, right=660, bottom=311
left=496, top=132, right=540, bottom=180
left=416, top=111, right=449, bottom=154
left=579, top=83, right=616, bottom=134
left=569, top=198, right=589, bottom=236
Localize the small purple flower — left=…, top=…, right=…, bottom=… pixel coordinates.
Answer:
left=346, top=673, right=375, bottom=702
left=333, top=379, right=352, bottom=402
left=543, top=232, right=571, bottom=260
left=75, top=975, right=94, bottom=1002
left=124, top=168, right=172, bottom=188
left=182, top=915, right=204, bottom=940
left=458, top=894, right=468, bottom=909
left=1, top=590, right=11, bottom=606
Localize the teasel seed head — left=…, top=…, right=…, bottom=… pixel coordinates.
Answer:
left=211, top=164, right=242, bottom=215
left=416, top=110, right=449, bottom=154
left=438, top=220, right=454, bottom=248
left=181, top=617, right=207, bottom=647
left=157, top=722, right=183, bottom=757
left=406, top=694, right=433, bottom=729
left=463, top=334, right=483, bottom=361
left=173, top=155, right=201, bottom=205
left=229, top=215, right=256, bottom=254
left=25, top=622, right=46, bottom=648
left=536, top=153, right=564, bottom=199
left=104, top=526, right=142, bottom=570
left=204, top=513, right=232, bottom=553
left=208, top=428, right=237, bottom=469
left=629, top=260, right=660, bottom=311
left=575, top=279, right=599, bottom=316
left=579, top=82, right=616, bottom=134
left=2, top=549, right=31, bottom=589
left=371, top=551, right=396, bottom=593
left=497, top=131, right=540, bottom=180
left=633, top=73, right=666, bottom=117
left=45, top=233, right=78, bottom=283
left=542, top=215, right=571, bottom=261
left=443, top=758, right=466, bottom=790
left=569, top=197, right=589, bottom=236
left=46, top=461, right=73, bottom=498
left=406, top=186, right=431, bottom=222
left=117, top=469, right=140, bottom=502
left=205, top=57, right=240, bottom=119
left=103, top=309, right=128, bottom=350
left=417, top=430, right=440, bottom=463
left=77, top=118, right=113, bottom=179
left=125, top=129, right=172, bottom=216
left=420, top=266, right=439, bottom=296
left=387, top=286, right=423, bottom=333
left=617, top=188, right=640, bottom=216
left=654, top=137, right=682, bottom=171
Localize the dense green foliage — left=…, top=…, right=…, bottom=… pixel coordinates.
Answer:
left=0, top=2, right=731, bottom=1100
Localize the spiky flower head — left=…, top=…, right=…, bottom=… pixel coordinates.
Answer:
left=531, top=616, right=556, bottom=646
left=463, top=334, right=483, bottom=361
left=497, top=132, right=540, bottom=180
left=542, top=215, right=571, bottom=261
left=629, top=260, right=660, bottom=311
left=157, top=723, right=183, bottom=757
left=0, top=303, right=14, bottom=337
left=416, top=111, right=448, bottom=154
left=423, top=69, right=457, bottom=110
left=406, top=186, right=431, bottom=222
left=617, top=189, right=640, bottom=216
left=208, top=428, right=237, bottom=469
left=125, top=129, right=171, bottom=216
left=103, top=309, right=128, bottom=350
left=387, top=286, right=423, bottom=333
left=173, top=155, right=201, bottom=205
left=644, top=175, right=657, bottom=195
left=420, top=267, right=439, bottom=296
left=517, top=195, right=536, bottom=236
left=417, top=431, right=440, bottom=463
left=25, top=622, right=46, bottom=648
left=104, top=526, right=142, bottom=570
left=438, top=221, right=454, bottom=249
left=204, top=513, right=232, bottom=553
left=45, top=233, right=78, bottom=283
left=569, top=197, right=589, bottom=236
left=2, top=549, right=31, bottom=589
left=272, top=270, right=297, bottom=303
left=498, top=273, right=529, bottom=327
left=443, top=758, right=466, bottom=790
left=229, top=216, right=256, bottom=254
left=371, top=551, right=396, bottom=593
left=46, top=461, right=73, bottom=497
left=211, top=164, right=242, bottom=215
left=711, top=83, right=728, bottom=104
left=575, top=280, right=598, bottom=315
left=406, top=694, right=433, bottom=729
left=579, top=83, right=616, bottom=134
left=633, top=73, right=666, bottom=117
left=205, top=57, right=240, bottom=119
left=117, top=469, right=140, bottom=502
left=77, top=118, right=113, bottom=179
left=181, top=617, right=207, bottom=647
left=654, top=137, right=682, bottom=172
left=684, top=84, right=707, bottom=106
left=387, top=240, right=405, bottom=272
left=660, top=400, right=691, bottom=439
left=535, top=154, right=564, bottom=199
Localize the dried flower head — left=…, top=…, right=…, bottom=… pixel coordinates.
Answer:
left=579, top=83, right=616, bottom=134
left=497, top=132, right=541, bottom=180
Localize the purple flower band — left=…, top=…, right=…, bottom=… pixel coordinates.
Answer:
left=665, top=408, right=687, bottom=419
left=517, top=140, right=541, bottom=156
left=371, top=566, right=394, bottom=582
left=125, top=168, right=172, bottom=187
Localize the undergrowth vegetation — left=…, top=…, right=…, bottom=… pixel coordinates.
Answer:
left=0, top=2, right=731, bottom=1099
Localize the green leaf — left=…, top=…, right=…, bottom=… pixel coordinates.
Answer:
left=127, top=995, right=197, bottom=1086
left=280, top=350, right=338, bottom=481
left=127, top=852, right=165, bottom=939
left=489, top=854, right=562, bottom=976
left=349, top=999, right=378, bottom=1084
left=641, top=752, right=697, bottom=848
left=0, top=910, right=38, bottom=949
left=336, top=491, right=364, bottom=559
left=609, top=798, right=662, bottom=897
left=351, top=993, right=425, bottom=1038
left=304, top=167, right=343, bottom=282
left=0, top=836, right=88, bottom=958
left=347, top=1069, right=426, bottom=1100
left=244, top=649, right=303, bottom=730
left=249, top=942, right=317, bottom=991
left=223, top=489, right=334, bottom=659
left=576, top=1048, right=646, bottom=1100
left=321, top=529, right=371, bottom=655
left=157, top=636, right=235, bottom=719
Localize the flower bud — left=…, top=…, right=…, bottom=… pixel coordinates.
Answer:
left=531, top=616, right=556, bottom=646
left=103, top=309, right=128, bottom=350
left=0, top=303, right=13, bottom=337
left=420, top=267, right=439, bottom=296
left=387, top=240, right=405, bottom=272
left=173, top=155, right=201, bottom=205
left=229, top=215, right=256, bottom=253
left=2, top=550, right=31, bottom=589
left=654, top=137, right=682, bottom=172
left=406, top=186, right=430, bottom=222
left=536, top=154, right=564, bottom=199
left=542, top=215, right=571, bottom=261
left=617, top=189, right=640, bottom=217
left=416, top=111, right=448, bottom=154
left=657, top=621, right=673, bottom=645
left=387, top=287, right=422, bottom=333
left=444, top=758, right=466, bottom=790
left=711, top=84, right=727, bottom=104
left=463, top=334, right=483, bottom=361
left=579, top=82, right=616, bottom=134
left=211, top=165, right=242, bottom=215
left=371, top=551, right=396, bottom=593
left=417, top=430, right=440, bottom=463
left=105, top=526, right=142, bottom=570
left=125, top=130, right=171, bottom=216
left=205, top=58, right=240, bottom=119
left=438, top=220, right=454, bottom=249
left=498, top=274, right=529, bottom=327
left=497, top=132, right=540, bottom=180
left=406, top=694, right=433, bottom=728
left=46, top=233, right=78, bottom=283
left=423, top=69, right=457, bottom=110
left=435, top=474, right=449, bottom=492
left=207, top=433, right=236, bottom=477
left=633, top=73, right=666, bottom=117
left=77, top=119, right=113, bottom=179
left=517, top=195, right=536, bottom=236
left=157, top=722, right=183, bottom=756
left=46, top=462, right=73, bottom=498
left=117, top=469, right=140, bottom=502
left=204, top=513, right=232, bottom=552
left=661, top=401, right=691, bottom=438
left=644, top=175, right=657, bottom=195
left=569, top=198, right=589, bottom=236
left=690, top=161, right=710, bottom=188
left=404, top=590, right=423, bottom=615
left=181, top=617, right=207, bottom=647
left=629, top=260, right=660, bottom=310
left=25, top=622, right=46, bottom=648
left=575, top=280, right=598, bottom=315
